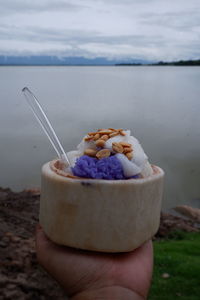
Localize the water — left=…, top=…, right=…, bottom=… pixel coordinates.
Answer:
left=0, top=66, right=200, bottom=209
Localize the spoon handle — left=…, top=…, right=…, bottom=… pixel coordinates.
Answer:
left=22, top=87, right=69, bottom=164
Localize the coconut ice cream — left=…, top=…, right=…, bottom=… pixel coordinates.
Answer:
left=40, top=128, right=164, bottom=252
left=64, top=128, right=154, bottom=180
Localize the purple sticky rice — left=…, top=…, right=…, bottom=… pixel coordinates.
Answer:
left=72, top=155, right=140, bottom=180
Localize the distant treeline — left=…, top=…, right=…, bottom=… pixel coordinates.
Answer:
left=152, top=59, right=200, bottom=66
left=116, top=59, right=200, bottom=66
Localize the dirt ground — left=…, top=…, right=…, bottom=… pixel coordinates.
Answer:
left=0, top=187, right=199, bottom=299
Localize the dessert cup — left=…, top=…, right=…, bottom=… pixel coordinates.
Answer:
left=40, top=159, right=164, bottom=252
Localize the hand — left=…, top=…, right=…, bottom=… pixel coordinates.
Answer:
left=36, top=225, right=153, bottom=299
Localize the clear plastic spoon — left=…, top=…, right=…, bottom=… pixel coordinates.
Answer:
left=22, top=87, right=70, bottom=165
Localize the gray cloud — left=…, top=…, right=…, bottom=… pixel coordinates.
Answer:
left=0, top=23, right=168, bottom=62
left=0, top=0, right=199, bottom=61
left=141, top=10, right=200, bottom=31
left=0, top=0, right=84, bottom=15
left=0, top=23, right=166, bottom=46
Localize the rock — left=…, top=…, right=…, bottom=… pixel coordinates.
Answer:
left=4, top=289, right=23, bottom=299
left=24, top=188, right=40, bottom=196
left=4, top=232, right=13, bottom=238
left=6, top=284, right=16, bottom=290
left=0, top=274, right=8, bottom=286
left=162, top=273, right=170, bottom=278
left=174, top=205, right=200, bottom=223
left=156, top=212, right=199, bottom=238
left=0, top=191, right=7, bottom=201
left=0, top=186, right=65, bottom=299
left=0, top=241, right=7, bottom=248
left=10, top=236, right=21, bottom=243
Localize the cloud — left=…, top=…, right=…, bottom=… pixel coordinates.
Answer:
left=0, top=24, right=165, bottom=46
left=0, top=0, right=84, bottom=15
left=0, top=0, right=199, bottom=61
left=0, top=23, right=167, bottom=60
left=141, top=10, right=200, bottom=32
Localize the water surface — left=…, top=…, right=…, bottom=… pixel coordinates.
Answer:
left=0, top=66, right=200, bottom=209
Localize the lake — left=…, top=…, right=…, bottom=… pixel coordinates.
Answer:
left=0, top=66, right=200, bottom=210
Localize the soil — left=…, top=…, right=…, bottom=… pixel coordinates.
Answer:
left=0, top=187, right=199, bottom=299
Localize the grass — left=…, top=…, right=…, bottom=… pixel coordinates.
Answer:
left=149, top=231, right=200, bottom=300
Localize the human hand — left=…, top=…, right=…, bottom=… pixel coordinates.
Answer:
left=36, top=225, right=153, bottom=299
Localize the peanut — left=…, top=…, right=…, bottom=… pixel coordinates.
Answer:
left=119, top=142, right=132, bottom=147
left=123, top=146, right=133, bottom=154
left=101, top=134, right=109, bottom=141
left=93, top=133, right=100, bottom=141
left=88, top=132, right=98, bottom=136
left=98, top=130, right=113, bottom=135
left=95, top=139, right=105, bottom=148
left=126, top=152, right=133, bottom=160
left=96, top=149, right=111, bottom=159
left=108, top=128, right=116, bottom=131
left=119, top=130, right=126, bottom=136
left=84, top=149, right=97, bottom=157
left=109, top=132, right=119, bottom=138
left=84, top=136, right=94, bottom=141
left=112, top=142, right=124, bottom=153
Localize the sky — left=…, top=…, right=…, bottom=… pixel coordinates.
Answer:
left=0, top=0, right=200, bottom=62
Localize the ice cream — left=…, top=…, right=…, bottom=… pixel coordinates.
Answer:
left=64, top=128, right=154, bottom=180
left=40, top=128, right=164, bottom=252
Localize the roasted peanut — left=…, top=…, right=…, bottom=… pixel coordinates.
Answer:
left=88, top=132, right=98, bottom=136
left=119, top=130, right=126, bottom=136
left=84, top=136, right=94, bottom=141
left=95, top=139, right=105, bottom=147
left=96, top=149, right=111, bottom=159
left=93, top=133, right=100, bottom=141
left=109, top=132, right=119, bottom=138
left=84, top=149, right=97, bottom=157
left=119, top=142, right=132, bottom=147
left=101, top=134, right=109, bottom=141
left=112, top=142, right=124, bottom=153
left=98, top=130, right=113, bottom=135
left=123, top=146, right=133, bottom=154
left=108, top=128, right=116, bottom=131
left=126, top=152, right=133, bottom=160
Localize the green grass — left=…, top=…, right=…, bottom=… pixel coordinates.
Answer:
left=149, top=231, right=200, bottom=300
